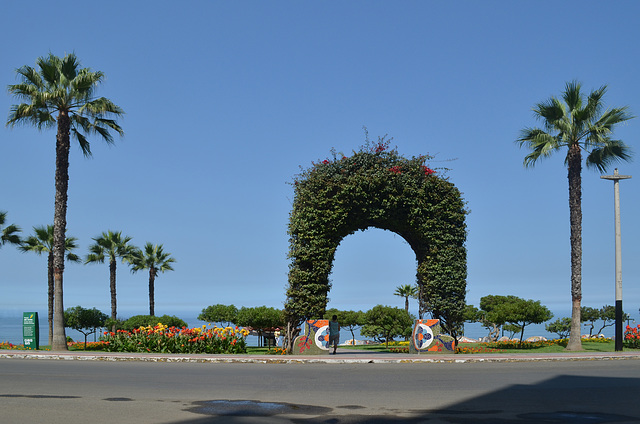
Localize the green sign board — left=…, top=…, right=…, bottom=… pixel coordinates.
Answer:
left=23, top=312, right=39, bottom=349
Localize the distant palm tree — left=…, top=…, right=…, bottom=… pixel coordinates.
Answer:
left=19, top=225, right=81, bottom=343
left=7, top=53, right=124, bottom=350
left=0, top=211, right=21, bottom=248
left=394, top=284, right=418, bottom=313
left=127, top=243, right=176, bottom=316
left=517, top=81, right=633, bottom=351
left=85, top=231, right=135, bottom=330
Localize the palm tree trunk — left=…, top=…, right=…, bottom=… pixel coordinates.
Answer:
left=405, top=297, right=409, bottom=313
left=52, top=111, right=70, bottom=351
left=110, top=259, right=117, bottom=332
left=566, top=145, right=583, bottom=351
left=48, top=251, right=54, bottom=344
left=149, top=268, right=156, bottom=316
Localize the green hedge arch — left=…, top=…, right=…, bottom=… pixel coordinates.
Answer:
left=284, top=140, right=468, bottom=339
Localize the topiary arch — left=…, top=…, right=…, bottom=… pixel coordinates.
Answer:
left=284, top=139, right=468, bottom=343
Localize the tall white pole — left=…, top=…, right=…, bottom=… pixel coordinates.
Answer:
left=601, top=168, right=631, bottom=351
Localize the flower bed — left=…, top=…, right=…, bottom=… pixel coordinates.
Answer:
left=456, top=345, right=500, bottom=354
left=624, top=325, right=640, bottom=349
left=68, top=341, right=108, bottom=351
left=101, top=323, right=249, bottom=354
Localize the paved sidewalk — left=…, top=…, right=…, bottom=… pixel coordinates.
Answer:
left=2, top=347, right=640, bottom=364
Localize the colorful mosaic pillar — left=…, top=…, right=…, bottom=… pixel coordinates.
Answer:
left=292, top=319, right=331, bottom=355
left=409, top=319, right=456, bottom=354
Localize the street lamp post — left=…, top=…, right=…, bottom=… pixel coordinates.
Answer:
left=600, top=168, right=631, bottom=351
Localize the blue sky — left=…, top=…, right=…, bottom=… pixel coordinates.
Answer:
left=1, top=1, right=640, bottom=324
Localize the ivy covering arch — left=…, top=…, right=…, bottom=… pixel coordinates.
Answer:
left=284, top=140, right=468, bottom=342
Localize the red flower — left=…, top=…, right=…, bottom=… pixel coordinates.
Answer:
left=422, top=166, right=435, bottom=176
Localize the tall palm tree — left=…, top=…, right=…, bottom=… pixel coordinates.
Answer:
left=517, top=81, right=633, bottom=351
left=7, top=53, right=124, bottom=350
left=85, top=231, right=135, bottom=330
left=0, top=211, right=21, bottom=248
left=394, top=284, right=418, bottom=313
left=19, top=225, right=81, bottom=344
left=127, top=243, right=176, bottom=316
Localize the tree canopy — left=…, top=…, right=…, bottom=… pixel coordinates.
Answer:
left=469, top=295, right=553, bottom=342
left=546, top=317, right=572, bottom=339
left=360, top=305, right=414, bottom=348
left=64, top=306, right=108, bottom=349
left=236, top=306, right=285, bottom=332
left=199, top=304, right=239, bottom=327
left=325, top=308, right=365, bottom=344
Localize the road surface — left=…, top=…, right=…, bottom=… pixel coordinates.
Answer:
left=1, top=358, right=639, bottom=423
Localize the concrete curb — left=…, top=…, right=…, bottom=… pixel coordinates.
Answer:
left=2, top=350, right=640, bottom=364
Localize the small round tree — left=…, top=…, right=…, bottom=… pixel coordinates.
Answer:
left=64, top=306, right=108, bottom=349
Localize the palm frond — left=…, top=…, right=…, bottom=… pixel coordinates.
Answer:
left=80, top=97, right=125, bottom=117
left=1, top=223, right=22, bottom=246
left=586, top=139, right=633, bottom=173
left=95, top=118, right=124, bottom=137
left=60, top=53, right=80, bottom=82
left=19, top=236, right=47, bottom=254
left=70, top=128, right=92, bottom=157
left=533, top=98, right=565, bottom=130
left=578, top=85, right=607, bottom=122
left=14, top=65, right=43, bottom=88
left=37, top=54, right=62, bottom=88
left=563, top=80, right=582, bottom=112
left=7, top=81, right=42, bottom=101
left=85, top=252, right=105, bottom=264
left=65, top=235, right=80, bottom=250
left=66, top=252, right=82, bottom=263
left=517, top=128, right=560, bottom=167
left=71, top=70, right=103, bottom=99
left=7, top=104, right=55, bottom=130
left=594, top=106, right=634, bottom=131
left=18, top=225, right=51, bottom=253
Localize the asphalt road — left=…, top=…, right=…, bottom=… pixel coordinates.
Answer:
left=1, top=358, right=639, bottom=423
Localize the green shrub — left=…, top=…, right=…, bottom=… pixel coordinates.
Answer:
left=121, top=315, right=188, bottom=331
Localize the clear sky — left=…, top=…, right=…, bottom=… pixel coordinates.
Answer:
left=1, top=1, right=639, bottom=324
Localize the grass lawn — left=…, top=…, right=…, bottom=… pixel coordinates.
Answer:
left=457, top=340, right=634, bottom=354
left=340, top=340, right=640, bottom=354
left=2, top=340, right=639, bottom=354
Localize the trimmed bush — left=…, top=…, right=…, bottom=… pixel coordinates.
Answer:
left=121, top=315, right=188, bottom=331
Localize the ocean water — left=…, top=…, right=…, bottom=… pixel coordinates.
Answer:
left=0, top=311, right=621, bottom=347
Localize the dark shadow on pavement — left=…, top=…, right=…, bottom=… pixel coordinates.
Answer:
left=170, top=374, right=640, bottom=423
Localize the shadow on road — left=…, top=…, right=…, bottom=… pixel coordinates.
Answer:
left=170, top=374, right=640, bottom=423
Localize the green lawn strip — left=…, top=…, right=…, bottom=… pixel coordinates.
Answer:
left=462, top=341, right=615, bottom=354
left=3, top=341, right=639, bottom=354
